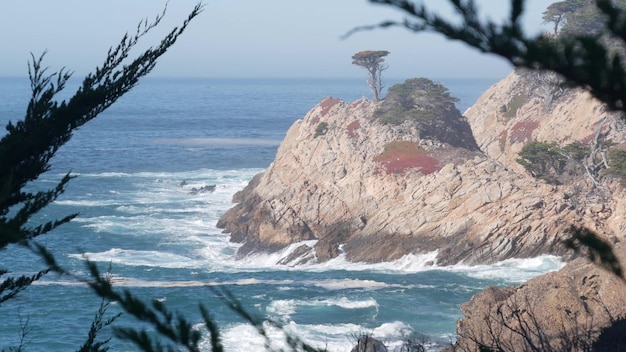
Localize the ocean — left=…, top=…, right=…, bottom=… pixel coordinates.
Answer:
left=0, top=76, right=564, bottom=351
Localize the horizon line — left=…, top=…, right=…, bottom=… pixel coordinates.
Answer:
left=0, top=74, right=508, bottom=81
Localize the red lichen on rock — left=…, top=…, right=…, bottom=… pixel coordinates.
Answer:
left=374, top=141, right=440, bottom=175
left=581, top=122, right=611, bottom=144
left=319, top=97, right=341, bottom=116
left=346, top=120, right=360, bottom=139
left=351, top=100, right=370, bottom=108
left=509, top=120, right=539, bottom=144
left=581, top=133, right=595, bottom=145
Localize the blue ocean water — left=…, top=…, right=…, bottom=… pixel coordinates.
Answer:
left=0, top=76, right=564, bottom=351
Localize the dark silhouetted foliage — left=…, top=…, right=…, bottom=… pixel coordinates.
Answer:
left=607, top=148, right=626, bottom=177
left=1, top=3, right=330, bottom=350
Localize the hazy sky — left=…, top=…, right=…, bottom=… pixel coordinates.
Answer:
left=0, top=1, right=549, bottom=79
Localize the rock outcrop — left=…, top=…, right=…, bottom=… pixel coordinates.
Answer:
left=450, top=243, right=626, bottom=351
left=217, top=73, right=626, bottom=266
left=350, top=336, right=388, bottom=352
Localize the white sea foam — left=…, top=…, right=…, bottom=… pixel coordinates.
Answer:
left=39, top=272, right=300, bottom=288
left=213, top=239, right=562, bottom=284
left=35, top=273, right=398, bottom=293
left=266, top=297, right=379, bottom=319
left=71, top=248, right=197, bottom=269
left=76, top=215, right=217, bottom=238
left=215, top=320, right=415, bottom=352
left=448, top=255, right=565, bottom=283
left=305, top=279, right=391, bottom=290
left=55, top=199, right=121, bottom=207
left=225, top=240, right=318, bottom=270
left=212, top=240, right=441, bottom=274
left=61, top=166, right=564, bottom=287
left=78, top=172, right=132, bottom=177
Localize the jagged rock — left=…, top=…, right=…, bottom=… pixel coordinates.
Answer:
left=452, top=243, right=626, bottom=351
left=217, top=75, right=626, bottom=265
left=188, top=184, right=216, bottom=195
left=277, top=244, right=315, bottom=266
left=350, top=336, right=388, bottom=352
left=465, top=70, right=625, bottom=171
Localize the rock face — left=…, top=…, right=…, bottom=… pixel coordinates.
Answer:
left=350, top=336, right=388, bottom=352
left=217, top=73, right=626, bottom=265
left=451, top=243, right=626, bottom=351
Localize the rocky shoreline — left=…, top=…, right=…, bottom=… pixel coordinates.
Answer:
left=217, top=72, right=625, bottom=266
left=217, top=71, right=626, bottom=349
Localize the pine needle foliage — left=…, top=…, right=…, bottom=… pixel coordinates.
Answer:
left=0, top=3, right=217, bottom=350
left=1, top=3, right=330, bottom=350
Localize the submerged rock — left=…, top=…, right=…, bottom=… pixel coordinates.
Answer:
left=188, top=184, right=216, bottom=195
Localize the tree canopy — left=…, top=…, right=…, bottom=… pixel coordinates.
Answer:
left=351, top=50, right=390, bottom=101
left=355, top=0, right=626, bottom=113
left=374, top=77, right=459, bottom=125
left=542, top=1, right=581, bottom=35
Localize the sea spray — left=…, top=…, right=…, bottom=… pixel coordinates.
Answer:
left=2, top=77, right=557, bottom=351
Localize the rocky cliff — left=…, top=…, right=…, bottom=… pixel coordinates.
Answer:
left=217, top=72, right=626, bottom=266
left=450, top=242, right=626, bottom=351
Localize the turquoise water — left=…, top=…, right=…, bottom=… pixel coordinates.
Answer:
left=0, top=77, right=564, bottom=351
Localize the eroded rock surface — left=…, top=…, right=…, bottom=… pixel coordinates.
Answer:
left=217, top=74, right=626, bottom=265
left=451, top=243, right=626, bottom=351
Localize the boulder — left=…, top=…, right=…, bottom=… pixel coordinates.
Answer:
left=452, top=243, right=626, bottom=351
left=351, top=336, right=388, bottom=352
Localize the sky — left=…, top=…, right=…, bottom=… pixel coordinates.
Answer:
left=0, top=1, right=549, bottom=80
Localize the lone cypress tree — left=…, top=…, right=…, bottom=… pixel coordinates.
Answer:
left=542, top=1, right=581, bottom=35
left=352, top=50, right=390, bottom=101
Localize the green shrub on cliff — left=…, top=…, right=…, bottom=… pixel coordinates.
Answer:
left=503, top=94, right=526, bottom=118
left=516, top=138, right=626, bottom=186
left=562, top=141, right=590, bottom=161
left=516, top=141, right=599, bottom=183
left=516, top=141, right=567, bottom=181
left=372, top=78, right=479, bottom=150
left=607, top=148, right=626, bottom=177
left=373, top=78, right=459, bottom=125
left=314, top=122, right=329, bottom=138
